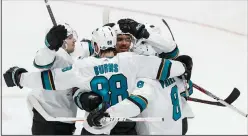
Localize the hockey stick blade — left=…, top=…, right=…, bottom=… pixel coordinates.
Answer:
left=224, top=87, right=240, bottom=104
left=189, top=88, right=240, bottom=107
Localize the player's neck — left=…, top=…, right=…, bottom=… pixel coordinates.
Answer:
left=100, top=51, right=115, bottom=58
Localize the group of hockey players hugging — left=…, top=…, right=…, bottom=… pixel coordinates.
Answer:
left=3, top=18, right=195, bottom=135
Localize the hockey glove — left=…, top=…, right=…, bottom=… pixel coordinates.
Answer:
left=87, top=102, right=111, bottom=127
left=3, top=66, right=28, bottom=89
left=45, top=25, right=67, bottom=51
left=175, top=55, right=193, bottom=81
left=117, top=18, right=150, bottom=39
left=73, top=90, right=103, bottom=112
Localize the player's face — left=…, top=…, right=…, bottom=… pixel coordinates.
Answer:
left=65, top=34, right=76, bottom=53
left=116, top=34, right=132, bottom=53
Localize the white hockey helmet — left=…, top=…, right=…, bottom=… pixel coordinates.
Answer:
left=91, top=26, right=117, bottom=55
left=131, top=39, right=158, bottom=56
left=64, top=23, right=78, bottom=40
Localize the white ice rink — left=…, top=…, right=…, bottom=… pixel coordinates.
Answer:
left=2, top=1, right=248, bottom=135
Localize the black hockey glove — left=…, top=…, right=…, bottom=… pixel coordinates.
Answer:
left=117, top=18, right=150, bottom=39
left=87, top=102, right=111, bottom=127
left=45, top=25, right=67, bottom=51
left=73, top=90, right=103, bottom=112
left=3, top=66, right=28, bottom=89
left=175, top=55, right=193, bottom=81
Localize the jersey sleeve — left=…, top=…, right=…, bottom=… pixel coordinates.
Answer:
left=106, top=79, right=155, bottom=118
left=132, top=54, right=185, bottom=81
left=144, top=23, right=179, bottom=59
left=33, top=47, right=56, bottom=69
left=33, top=47, right=73, bottom=70
left=19, top=61, right=89, bottom=91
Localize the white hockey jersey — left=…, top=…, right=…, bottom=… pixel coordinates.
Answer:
left=135, top=77, right=187, bottom=135
left=28, top=40, right=94, bottom=124
left=105, top=77, right=192, bottom=135
left=27, top=47, right=77, bottom=124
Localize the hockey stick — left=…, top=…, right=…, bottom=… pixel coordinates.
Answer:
left=46, top=117, right=165, bottom=122
left=188, top=87, right=240, bottom=106
left=188, top=87, right=240, bottom=107
left=28, top=95, right=165, bottom=122
left=161, top=18, right=191, bottom=98
left=192, top=83, right=247, bottom=117
left=162, top=18, right=242, bottom=107
left=162, top=19, right=175, bottom=41
left=44, top=0, right=57, bottom=26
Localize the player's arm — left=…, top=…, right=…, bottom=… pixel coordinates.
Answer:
left=133, top=54, right=186, bottom=80
left=3, top=63, right=85, bottom=91
left=86, top=79, right=156, bottom=127
left=144, top=23, right=179, bottom=59
left=33, top=47, right=71, bottom=69
left=33, top=24, right=73, bottom=69
left=106, top=79, right=155, bottom=118
left=117, top=19, right=179, bottom=59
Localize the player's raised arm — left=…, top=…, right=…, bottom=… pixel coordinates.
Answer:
left=34, top=24, right=78, bottom=70
left=144, top=23, right=179, bottom=59
left=132, top=54, right=186, bottom=81
left=117, top=18, right=179, bottom=59
left=3, top=63, right=85, bottom=91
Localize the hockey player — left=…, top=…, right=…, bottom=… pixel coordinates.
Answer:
left=86, top=43, right=193, bottom=135
left=116, top=18, right=193, bottom=134
left=100, top=19, right=181, bottom=135
left=26, top=23, right=79, bottom=135
left=104, top=19, right=179, bottom=59
left=101, top=18, right=192, bottom=134
left=3, top=26, right=191, bottom=134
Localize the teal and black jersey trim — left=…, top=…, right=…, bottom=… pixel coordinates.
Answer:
left=127, top=95, right=148, bottom=112
left=33, top=57, right=56, bottom=69
left=156, top=59, right=172, bottom=81
left=180, top=80, right=193, bottom=97
left=159, top=46, right=179, bottom=59
left=41, top=70, right=56, bottom=90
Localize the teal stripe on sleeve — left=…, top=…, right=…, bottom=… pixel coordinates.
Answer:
left=160, top=60, right=172, bottom=80
left=42, top=71, right=52, bottom=90
left=129, top=95, right=147, bottom=112
left=33, top=57, right=56, bottom=69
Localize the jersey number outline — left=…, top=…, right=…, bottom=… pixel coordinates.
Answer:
left=90, top=74, right=128, bottom=106
left=171, top=85, right=182, bottom=121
